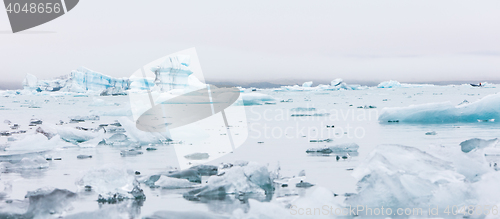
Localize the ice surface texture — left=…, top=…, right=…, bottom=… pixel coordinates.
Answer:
left=379, top=92, right=500, bottom=123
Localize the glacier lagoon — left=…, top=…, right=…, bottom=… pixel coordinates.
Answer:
left=0, top=80, right=500, bottom=218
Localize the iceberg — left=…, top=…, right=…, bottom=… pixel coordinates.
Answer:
left=239, top=93, right=275, bottom=106
left=24, top=188, right=77, bottom=218
left=377, top=80, right=434, bottom=88
left=379, top=93, right=500, bottom=123
left=306, top=143, right=359, bottom=155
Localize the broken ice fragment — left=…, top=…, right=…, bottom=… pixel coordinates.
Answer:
left=425, top=131, right=437, bottom=135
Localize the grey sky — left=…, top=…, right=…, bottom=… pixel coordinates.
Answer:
left=1, top=0, right=499, bottom=86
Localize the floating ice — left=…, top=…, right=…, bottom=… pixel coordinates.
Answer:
left=379, top=93, right=500, bottom=123
left=28, top=118, right=42, bottom=126
left=0, top=155, right=49, bottom=170
left=57, top=126, right=99, bottom=144
left=76, top=167, right=145, bottom=203
left=425, top=131, right=437, bottom=135
left=24, top=188, right=77, bottom=218
left=240, top=93, right=275, bottom=106
left=168, top=169, right=202, bottom=183
left=184, top=162, right=273, bottom=200
left=6, top=133, right=67, bottom=151
left=189, top=165, right=219, bottom=176
left=460, top=138, right=498, bottom=153
left=377, top=80, right=434, bottom=88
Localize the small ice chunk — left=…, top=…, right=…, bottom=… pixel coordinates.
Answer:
left=460, top=138, right=498, bottom=153
left=184, top=162, right=273, bottom=200
left=77, top=155, right=92, bottom=159
left=425, top=131, right=437, bottom=135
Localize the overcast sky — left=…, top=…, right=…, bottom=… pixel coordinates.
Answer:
left=1, top=0, right=500, bottom=87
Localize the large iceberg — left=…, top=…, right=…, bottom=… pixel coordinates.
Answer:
left=379, top=92, right=500, bottom=123
left=21, top=57, right=205, bottom=94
